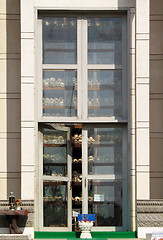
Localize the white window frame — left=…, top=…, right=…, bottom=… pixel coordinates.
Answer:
left=37, top=12, right=127, bottom=124
left=36, top=11, right=129, bottom=232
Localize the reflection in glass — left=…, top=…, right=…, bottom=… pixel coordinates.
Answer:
left=43, top=182, right=67, bottom=227
left=88, top=128, right=122, bottom=175
left=43, top=17, right=77, bottom=64
left=43, top=70, right=77, bottom=117
left=43, top=128, right=67, bottom=176
left=88, top=180, right=122, bottom=226
left=88, top=18, right=122, bottom=64
left=88, top=70, right=122, bottom=117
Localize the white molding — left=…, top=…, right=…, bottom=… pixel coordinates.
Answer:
left=135, top=0, right=150, bottom=200
left=138, top=227, right=163, bottom=239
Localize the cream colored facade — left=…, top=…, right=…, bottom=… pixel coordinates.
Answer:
left=0, top=0, right=163, bottom=239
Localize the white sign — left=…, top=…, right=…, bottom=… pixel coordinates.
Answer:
left=94, top=194, right=104, bottom=202
left=72, top=209, right=80, bottom=217
left=151, top=233, right=163, bottom=240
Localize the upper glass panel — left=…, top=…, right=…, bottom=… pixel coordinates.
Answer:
left=88, top=18, right=122, bottom=64
left=88, top=70, right=122, bottom=117
left=43, top=70, right=77, bottom=117
left=43, top=17, right=77, bottom=64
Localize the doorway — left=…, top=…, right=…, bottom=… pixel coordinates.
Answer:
left=39, top=123, right=127, bottom=231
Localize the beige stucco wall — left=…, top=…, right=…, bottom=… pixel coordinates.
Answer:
left=0, top=0, right=21, bottom=199
left=150, top=0, right=163, bottom=199
left=1, top=0, right=161, bottom=204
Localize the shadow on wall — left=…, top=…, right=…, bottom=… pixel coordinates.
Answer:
left=6, top=0, right=21, bottom=199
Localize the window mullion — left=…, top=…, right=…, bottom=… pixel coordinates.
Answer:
left=42, top=64, right=78, bottom=70
left=38, top=19, right=43, bottom=120
left=87, top=64, right=123, bottom=70
left=81, top=17, right=88, bottom=120
left=77, top=17, right=82, bottom=119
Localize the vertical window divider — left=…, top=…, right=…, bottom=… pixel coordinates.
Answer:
left=38, top=19, right=43, bottom=120
left=67, top=128, right=72, bottom=229
left=39, top=131, right=44, bottom=229
left=122, top=127, right=128, bottom=230
left=82, top=127, right=88, bottom=213
left=77, top=17, right=82, bottom=119
left=122, top=16, right=127, bottom=119
left=82, top=17, right=88, bottom=120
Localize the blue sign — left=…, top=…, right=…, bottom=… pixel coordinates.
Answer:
left=78, top=214, right=95, bottom=222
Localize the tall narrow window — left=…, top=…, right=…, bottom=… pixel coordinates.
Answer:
left=38, top=12, right=128, bottom=231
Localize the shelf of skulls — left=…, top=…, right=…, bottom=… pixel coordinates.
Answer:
left=43, top=196, right=66, bottom=204
left=72, top=158, right=82, bottom=164
left=88, top=106, right=114, bottom=109
left=43, top=143, right=67, bottom=147
left=43, top=106, right=77, bottom=109
left=43, top=96, right=77, bottom=109
left=72, top=171, right=82, bottom=185
left=88, top=85, right=115, bottom=91
left=43, top=86, right=77, bottom=91
left=72, top=133, right=82, bottom=147
left=71, top=134, right=121, bottom=147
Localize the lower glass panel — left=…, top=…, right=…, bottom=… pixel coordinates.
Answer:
left=43, top=128, right=68, bottom=177
left=88, top=127, right=122, bottom=175
left=43, top=181, right=67, bottom=227
left=88, top=180, right=122, bottom=226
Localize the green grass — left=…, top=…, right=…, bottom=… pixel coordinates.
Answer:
left=35, top=231, right=137, bottom=239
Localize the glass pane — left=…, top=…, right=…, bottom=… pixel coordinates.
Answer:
left=43, top=70, right=77, bottom=117
left=88, top=128, right=122, bottom=175
left=88, top=18, right=122, bottom=64
left=43, top=128, right=68, bottom=176
left=43, top=17, right=77, bottom=64
left=43, top=181, right=67, bottom=227
left=88, top=180, right=122, bottom=226
left=88, top=70, right=122, bottom=117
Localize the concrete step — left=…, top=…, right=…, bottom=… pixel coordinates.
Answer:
left=0, top=234, right=31, bottom=240
left=35, top=239, right=144, bottom=240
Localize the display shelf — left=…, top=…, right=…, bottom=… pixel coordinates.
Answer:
left=88, top=85, right=115, bottom=91
left=43, top=200, right=66, bottom=205
left=88, top=181, right=121, bottom=187
left=43, top=144, right=67, bottom=147
left=72, top=182, right=82, bottom=186
left=72, top=143, right=82, bottom=148
left=43, top=106, right=77, bottom=109
left=88, top=143, right=115, bottom=147
left=88, top=106, right=113, bottom=109
left=71, top=200, right=116, bottom=205
left=72, top=200, right=82, bottom=205
left=88, top=201, right=115, bottom=205
left=43, top=86, right=77, bottom=91
left=88, top=162, right=121, bottom=166
left=43, top=163, right=67, bottom=166
left=72, top=161, right=82, bottom=164
left=44, top=48, right=75, bottom=53
left=43, top=85, right=116, bottom=91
